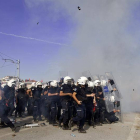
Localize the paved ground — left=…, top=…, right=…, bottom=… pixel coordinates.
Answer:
left=0, top=113, right=140, bottom=140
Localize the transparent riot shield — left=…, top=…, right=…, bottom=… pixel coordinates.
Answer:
left=105, top=72, right=123, bottom=122
left=82, top=71, right=93, bottom=81
left=92, top=75, right=100, bottom=81
left=105, top=72, right=122, bottom=99
left=100, top=75, right=115, bottom=112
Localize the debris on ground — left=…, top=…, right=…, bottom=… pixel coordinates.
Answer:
left=40, top=123, right=46, bottom=126
left=23, top=123, right=39, bottom=128
left=71, top=134, right=76, bottom=137
left=12, top=134, right=16, bottom=137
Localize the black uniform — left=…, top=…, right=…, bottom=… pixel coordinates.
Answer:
left=94, top=86, right=105, bottom=124
left=3, top=85, right=15, bottom=116
left=85, top=87, right=94, bottom=125
left=0, top=88, right=15, bottom=130
left=104, top=110, right=119, bottom=123
left=60, top=84, right=73, bottom=128
left=56, top=86, right=62, bottom=121
left=41, top=86, right=48, bottom=119
left=72, top=86, right=87, bottom=130
left=27, top=88, right=34, bottom=115
left=32, top=87, right=43, bottom=121
left=48, top=87, right=58, bottom=124
left=15, top=88, right=26, bottom=117
left=8, top=87, right=15, bottom=116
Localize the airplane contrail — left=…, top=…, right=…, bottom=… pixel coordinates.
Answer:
left=0, top=31, right=69, bottom=46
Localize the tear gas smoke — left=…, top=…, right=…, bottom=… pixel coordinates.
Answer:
left=26, top=0, right=140, bottom=112
left=56, top=0, right=140, bottom=112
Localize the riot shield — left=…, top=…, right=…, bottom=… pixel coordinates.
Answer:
left=92, top=75, right=100, bottom=81
left=105, top=72, right=122, bottom=99
left=100, top=75, right=115, bottom=112
left=105, top=72, right=123, bottom=122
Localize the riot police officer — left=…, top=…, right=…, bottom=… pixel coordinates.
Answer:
left=40, top=83, right=47, bottom=119
left=32, top=81, right=43, bottom=122
left=59, top=76, right=73, bottom=130
left=93, top=80, right=106, bottom=126
left=27, top=82, right=36, bottom=115
left=57, top=82, right=62, bottom=122
left=85, top=81, right=95, bottom=126
left=15, top=83, right=26, bottom=117
left=3, top=79, right=16, bottom=117
left=48, top=80, right=59, bottom=126
left=104, top=109, right=119, bottom=123
left=0, top=81, right=18, bottom=132
left=72, top=77, right=88, bottom=133
left=8, top=85, right=15, bottom=116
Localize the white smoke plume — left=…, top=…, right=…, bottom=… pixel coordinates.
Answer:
left=26, top=0, right=140, bottom=112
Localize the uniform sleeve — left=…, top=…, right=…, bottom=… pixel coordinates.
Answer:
left=44, top=87, right=48, bottom=91
left=48, top=88, right=51, bottom=93
left=56, top=87, right=60, bottom=93
left=73, top=87, right=78, bottom=93
left=92, top=89, right=96, bottom=94
left=60, top=85, right=64, bottom=92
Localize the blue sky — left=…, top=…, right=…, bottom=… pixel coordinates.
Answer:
left=0, top=0, right=77, bottom=81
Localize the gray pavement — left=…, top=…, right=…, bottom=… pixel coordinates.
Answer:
left=0, top=113, right=140, bottom=140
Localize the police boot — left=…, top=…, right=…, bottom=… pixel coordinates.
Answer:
left=68, top=118, right=74, bottom=129
left=88, top=120, right=92, bottom=126
left=96, top=123, right=102, bottom=126
left=46, top=118, right=49, bottom=122
left=11, top=126, right=20, bottom=132
left=78, top=128, right=86, bottom=133
left=0, top=122, right=5, bottom=126
left=62, top=124, right=71, bottom=130
left=53, top=121, right=58, bottom=126
left=58, top=122, right=62, bottom=128
left=49, top=121, right=52, bottom=125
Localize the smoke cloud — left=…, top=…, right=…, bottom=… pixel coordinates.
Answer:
left=25, top=0, right=140, bottom=112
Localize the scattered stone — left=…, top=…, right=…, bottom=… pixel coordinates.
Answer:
left=12, top=134, right=16, bottom=137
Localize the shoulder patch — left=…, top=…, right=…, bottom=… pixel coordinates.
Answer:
left=73, top=88, right=77, bottom=92
left=61, top=87, right=63, bottom=90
